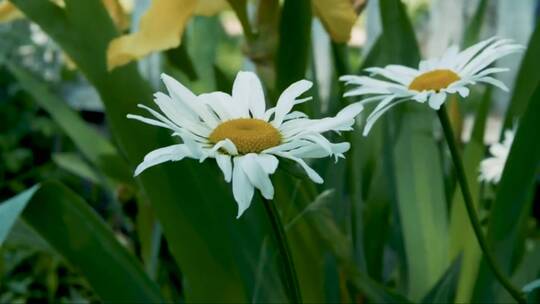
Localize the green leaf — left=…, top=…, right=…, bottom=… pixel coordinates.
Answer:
left=304, top=191, right=412, bottom=303
left=503, top=19, right=540, bottom=129
left=165, top=42, right=198, bottom=81
left=462, top=0, right=488, bottom=47
left=472, top=84, right=540, bottom=302
left=275, top=0, right=312, bottom=94
left=421, top=256, right=463, bottom=304
left=377, top=0, right=449, bottom=299
left=0, top=181, right=163, bottom=302
left=52, top=153, right=101, bottom=184
left=6, top=63, right=131, bottom=184
left=9, top=0, right=266, bottom=301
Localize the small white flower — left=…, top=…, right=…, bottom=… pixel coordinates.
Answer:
left=128, top=71, right=363, bottom=218
left=340, top=37, right=524, bottom=135
left=479, top=129, right=515, bottom=184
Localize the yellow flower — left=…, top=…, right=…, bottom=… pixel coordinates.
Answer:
left=107, top=0, right=357, bottom=71
left=0, top=1, right=23, bottom=23
left=107, top=0, right=228, bottom=71
left=312, top=0, right=357, bottom=43
left=1, top=0, right=130, bottom=30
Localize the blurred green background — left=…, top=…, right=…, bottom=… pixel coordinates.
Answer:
left=0, top=0, right=539, bottom=303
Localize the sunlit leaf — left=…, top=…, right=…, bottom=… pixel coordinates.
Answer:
left=377, top=0, right=448, bottom=300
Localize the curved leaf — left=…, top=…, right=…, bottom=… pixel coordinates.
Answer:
left=473, top=84, right=540, bottom=302
left=0, top=181, right=163, bottom=302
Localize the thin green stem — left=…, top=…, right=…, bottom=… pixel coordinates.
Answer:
left=262, top=197, right=303, bottom=303
left=437, top=105, right=526, bottom=304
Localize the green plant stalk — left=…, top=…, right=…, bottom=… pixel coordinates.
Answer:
left=437, top=105, right=526, bottom=304
left=262, top=197, right=302, bottom=303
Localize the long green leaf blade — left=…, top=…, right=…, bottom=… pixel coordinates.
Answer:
left=473, top=84, right=540, bottom=301
left=0, top=181, right=163, bottom=302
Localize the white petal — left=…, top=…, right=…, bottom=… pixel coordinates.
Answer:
left=454, top=37, right=499, bottom=72
left=365, top=67, right=413, bottom=85
left=232, top=71, right=266, bottom=118
left=428, top=92, right=447, bottom=110
left=240, top=154, right=274, bottom=200
left=137, top=104, right=211, bottom=138
left=273, top=79, right=313, bottom=126
left=127, top=114, right=174, bottom=130
left=304, top=102, right=364, bottom=134
left=216, top=154, right=232, bottom=182
left=134, top=144, right=191, bottom=176
left=287, top=142, right=350, bottom=159
left=256, top=154, right=279, bottom=174
left=477, top=76, right=509, bottom=92
left=161, top=73, right=199, bottom=120
left=276, top=153, right=323, bottom=184
left=232, top=157, right=255, bottom=218
left=363, top=99, right=407, bottom=136
left=201, top=91, right=239, bottom=120
left=209, top=138, right=238, bottom=156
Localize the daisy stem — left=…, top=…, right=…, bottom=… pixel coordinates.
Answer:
left=262, top=197, right=303, bottom=303
left=437, top=105, right=526, bottom=304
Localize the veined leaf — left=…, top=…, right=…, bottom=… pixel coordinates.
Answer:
left=0, top=181, right=163, bottom=302
left=377, top=0, right=449, bottom=299
left=472, top=84, right=540, bottom=302
left=421, top=257, right=463, bottom=304
left=503, top=19, right=540, bottom=129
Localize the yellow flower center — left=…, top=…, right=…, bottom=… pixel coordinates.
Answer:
left=408, top=69, right=460, bottom=92
left=209, top=118, right=281, bottom=154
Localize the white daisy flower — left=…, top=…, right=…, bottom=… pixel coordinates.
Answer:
left=128, top=71, right=363, bottom=218
left=340, top=37, right=524, bottom=135
left=479, top=129, right=515, bottom=184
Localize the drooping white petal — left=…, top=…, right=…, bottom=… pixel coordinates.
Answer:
left=134, top=144, right=192, bottom=176
left=273, top=79, right=313, bottom=126
left=232, top=71, right=266, bottom=118
left=477, top=76, right=509, bottom=92
left=256, top=154, right=279, bottom=174
left=287, top=142, right=350, bottom=159
left=363, top=99, right=407, bottom=136
left=137, top=104, right=211, bottom=138
left=239, top=154, right=274, bottom=200
left=428, top=92, right=447, bottom=110
left=216, top=154, right=232, bottom=182
left=232, top=156, right=255, bottom=218
left=276, top=153, right=323, bottom=184
left=205, top=138, right=238, bottom=158
left=304, top=102, right=364, bottom=134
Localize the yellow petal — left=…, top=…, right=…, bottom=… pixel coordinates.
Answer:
left=312, top=0, right=357, bottom=43
left=0, top=1, right=23, bottom=23
left=107, top=0, right=197, bottom=71
left=195, top=0, right=228, bottom=16
left=102, top=0, right=130, bottom=30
